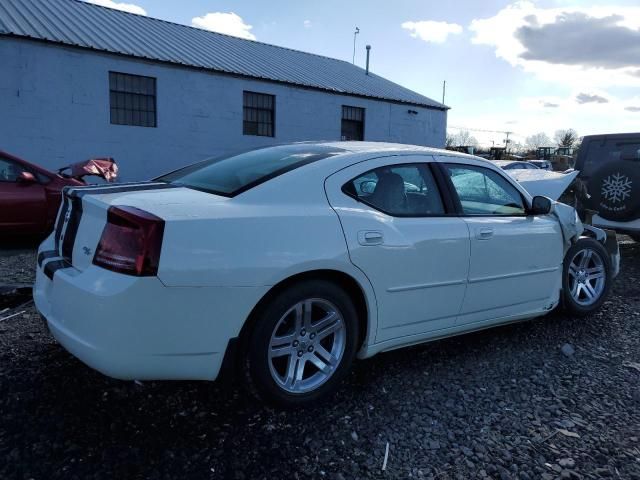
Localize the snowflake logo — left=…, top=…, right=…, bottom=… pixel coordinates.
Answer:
left=601, top=172, right=632, bottom=203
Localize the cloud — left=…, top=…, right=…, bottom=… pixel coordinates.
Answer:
left=401, top=20, right=463, bottom=43
left=84, top=0, right=146, bottom=15
left=520, top=91, right=618, bottom=113
left=625, top=106, right=640, bottom=112
left=469, top=2, right=640, bottom=87
left=576, top=93, right=609, bottom=104
left=303, top=20, right=312, bottom=29
left=516, top=13, right=640, bottom=69
left=192, top=12, right=256, bottom=40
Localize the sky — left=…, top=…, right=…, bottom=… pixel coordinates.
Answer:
left=87, top=0, right=640, bottom=147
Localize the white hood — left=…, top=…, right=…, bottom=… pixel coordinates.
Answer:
left=507, top=170, right=580, bottom=200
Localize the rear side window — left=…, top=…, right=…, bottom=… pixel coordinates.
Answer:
left=343, top=164, right=445, bottom=216
left=580, top=138, right=640, bottom=175
left=445, top=164, right=526, bottom=216
left=0, top=158, right=27, bottom=182
left=157, top=144, right=346, bottom=197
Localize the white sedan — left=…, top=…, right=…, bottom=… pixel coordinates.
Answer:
left=34, top=143, right=619, bottom=407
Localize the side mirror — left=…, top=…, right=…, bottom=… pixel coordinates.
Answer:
left=17, top=171, right=37, bottom=185
left=530, top=195, right=553, bottom=215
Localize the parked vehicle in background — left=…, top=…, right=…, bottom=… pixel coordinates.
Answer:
left=34, top=142, right=619, bottom=408
left=536, top=147, right=555, bottom=161
left=488, top=146, right=508, bottom=160
left=0, top=150, right=118, bottom=237
left=557, top=147, right=575, bottom=157
left=528, top=159, right=552, bottom=170
left=529, top=147, right=575, bottom=171
left=492, top=160, right=540, bottom=171
left=575, top=133, right=640, bottom=241
left=446, top=146, right=476, bottom=155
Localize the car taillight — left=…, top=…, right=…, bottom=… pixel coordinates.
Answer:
left=93, top=206, right=165, bottom=276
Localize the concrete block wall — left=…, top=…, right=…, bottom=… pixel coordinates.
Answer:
left=0, top=37, right=447, bottom=181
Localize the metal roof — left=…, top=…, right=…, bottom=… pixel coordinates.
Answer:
left=0, top=0, right=446, bottom=110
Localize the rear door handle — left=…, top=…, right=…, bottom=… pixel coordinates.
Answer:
left=358, top=231, right=384, bottom=246
left=476, top=227, right=494, bottom=240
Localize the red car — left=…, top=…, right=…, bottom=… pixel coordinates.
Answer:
left=0, top=150, right=117, bottom=236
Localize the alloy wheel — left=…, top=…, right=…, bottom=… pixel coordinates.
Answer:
left=568, top=248, right=606, bottom=307
left=268, top=298, right=346, bottom=394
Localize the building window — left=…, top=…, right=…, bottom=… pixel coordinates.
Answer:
left=243, top=91, right=275, bottom=137
left=109, top=72, right=157, bottom=127
left=341, top=106, right=365, bottom=141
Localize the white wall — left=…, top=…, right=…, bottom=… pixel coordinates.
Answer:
left=0, top=38, right=447, bottom=181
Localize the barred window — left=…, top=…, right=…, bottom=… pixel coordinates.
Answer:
left=109, top=72, right=157, bottom=127
left=243, top=91, right=275, bottom=137
left=341, top=106, right=365, bottom=141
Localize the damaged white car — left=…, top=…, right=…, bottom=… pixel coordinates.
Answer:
left=34, top=143, right=619, bottom=407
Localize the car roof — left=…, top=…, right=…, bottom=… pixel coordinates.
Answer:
left=241, top=142, right=504, bottom=180
left=581, top=132, right=640, bottom=142
left=0, top=149, right=56, bottom=177
left=293, top=141, right=447, bottom=155
left=280, top=141, right=498, bottom=166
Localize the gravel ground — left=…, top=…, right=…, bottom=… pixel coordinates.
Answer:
left=0, top=240, right=639, bottom=480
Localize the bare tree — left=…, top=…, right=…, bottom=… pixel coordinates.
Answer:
left=448, top=130, right=479, bottom=147
left=509, top=141, right=526, bottom=154
left=526, top=132, right=552, bottom=150
left=445, top=133, right=455, bottom=148
left=554, top=129, right=579, bottom=147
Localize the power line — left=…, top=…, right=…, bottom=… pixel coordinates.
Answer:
left=449, top=125, right=517, bottom=136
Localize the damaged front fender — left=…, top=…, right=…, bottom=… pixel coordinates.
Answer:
left=552, top=203, right=620, bottom=278
left=552, top=201, right=583, bottom=248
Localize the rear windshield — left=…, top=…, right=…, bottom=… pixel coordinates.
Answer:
left=156, top=144, right=346, bottom=197
left=578, top=137, right=640, bottom=175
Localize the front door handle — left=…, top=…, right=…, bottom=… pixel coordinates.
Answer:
left=476, top=227, right=494, bottom=240
left=358, top=230, right=384, bottom=246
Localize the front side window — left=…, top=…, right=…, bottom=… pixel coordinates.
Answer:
left=343, top=164, right=445, bottom=216
left=341, top=106, right=365, bottom=141
left=109, top=72, right=157, bottom=127
left=0, top=158, right=26, bottom=182
left=445, top=164, right=526, bottom=215
left=243, top=91, right=275, bottom=137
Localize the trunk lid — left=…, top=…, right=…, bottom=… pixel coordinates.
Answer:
left=53, top=183, right=229, bottom=272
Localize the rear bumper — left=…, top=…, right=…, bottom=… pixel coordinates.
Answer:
left=592, top=215, right=640, bottom=234
left=34, top=246, right=267, bottom=381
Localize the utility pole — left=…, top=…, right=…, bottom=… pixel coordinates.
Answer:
left=442, top=80, right=446, bottom=105
left=352, top=27, right=360, bottom=64
left=505, top=131, right=511, bottom=148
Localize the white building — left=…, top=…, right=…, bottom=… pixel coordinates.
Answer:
left=0, top=0, right=448, bottom=180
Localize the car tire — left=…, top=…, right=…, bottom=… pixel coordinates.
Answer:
left=562, top=238, right=611, bottom=317
left=243, top=280, right=359, bottom=408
